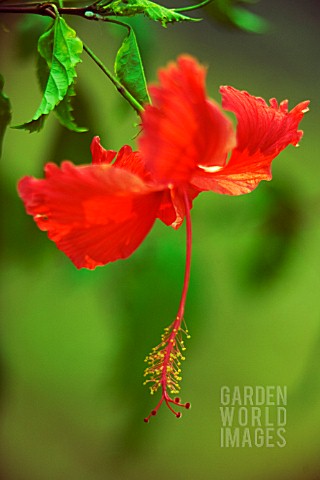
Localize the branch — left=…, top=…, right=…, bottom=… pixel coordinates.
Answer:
left=0, top=0, right=212, bottom=19
left=0, top=2, right=89, bottom=17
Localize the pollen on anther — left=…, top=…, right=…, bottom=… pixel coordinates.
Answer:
left=143, top=319, right=191, bottom=409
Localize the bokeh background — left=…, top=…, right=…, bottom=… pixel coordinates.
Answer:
left=1, top=1, right=320, bottom=479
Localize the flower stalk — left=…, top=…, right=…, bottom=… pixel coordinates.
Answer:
left=144, top=189, right=192, bottom=421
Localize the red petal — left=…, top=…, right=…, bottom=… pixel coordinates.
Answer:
left=91, top=136, right=117, bottom=165
left=18, top=162, right=162, bottom=269
left=139, top=56, right=235, bottom=185
left=91, top=137, right=154, bottom=184
left=113, top=145, right=153, bottom=182
left=157, top=189, right=177, bottom=227
left=157, top=186, right=200, bottom=229
left=192, top=165, right=273, bottom=195
left=221, top=87, right=309, bottom=156
left=192, top=88, right=309, bottom=195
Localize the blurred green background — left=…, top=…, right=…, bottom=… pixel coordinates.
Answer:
left=1, top=1, right=320, bottom=479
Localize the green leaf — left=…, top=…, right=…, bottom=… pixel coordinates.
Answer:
left=15, top=16, right=83, bottom=132
left=115, top=27, right=150, bottom=106
left=0, top=75, right=12, bottom=159
left=207, top=0, right=268, bottom=33
left=37, top=54, right=87, bottom=133
left=54, top=85, right=88, bottom=133
left=96, top=0, right=199, bottom=27
left=229, top=6, right=268, bottom=33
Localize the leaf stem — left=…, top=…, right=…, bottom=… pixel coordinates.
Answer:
left=82, top=42, right=144, bottom=116
left=174, top=0, right=213, bottom=13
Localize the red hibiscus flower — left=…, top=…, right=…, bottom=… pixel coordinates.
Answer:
left=18, top=56, right=309, bottom=421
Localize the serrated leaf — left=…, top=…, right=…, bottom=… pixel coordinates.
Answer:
left=0, top=75, right=12, bottom=158
left=37, top=52, right=87, bottom=133
left=15, top=115, right=47, bottom=134
left=55, top=85, right=88, bottom=132
left=15, top=16, right=83, bottom=132
left=115, top=28, right=150, bottom=106
left=97, top=0, right=198, bottom=27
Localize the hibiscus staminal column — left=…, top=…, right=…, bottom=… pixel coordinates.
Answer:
left=144, top=190, right=192, bottom=422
